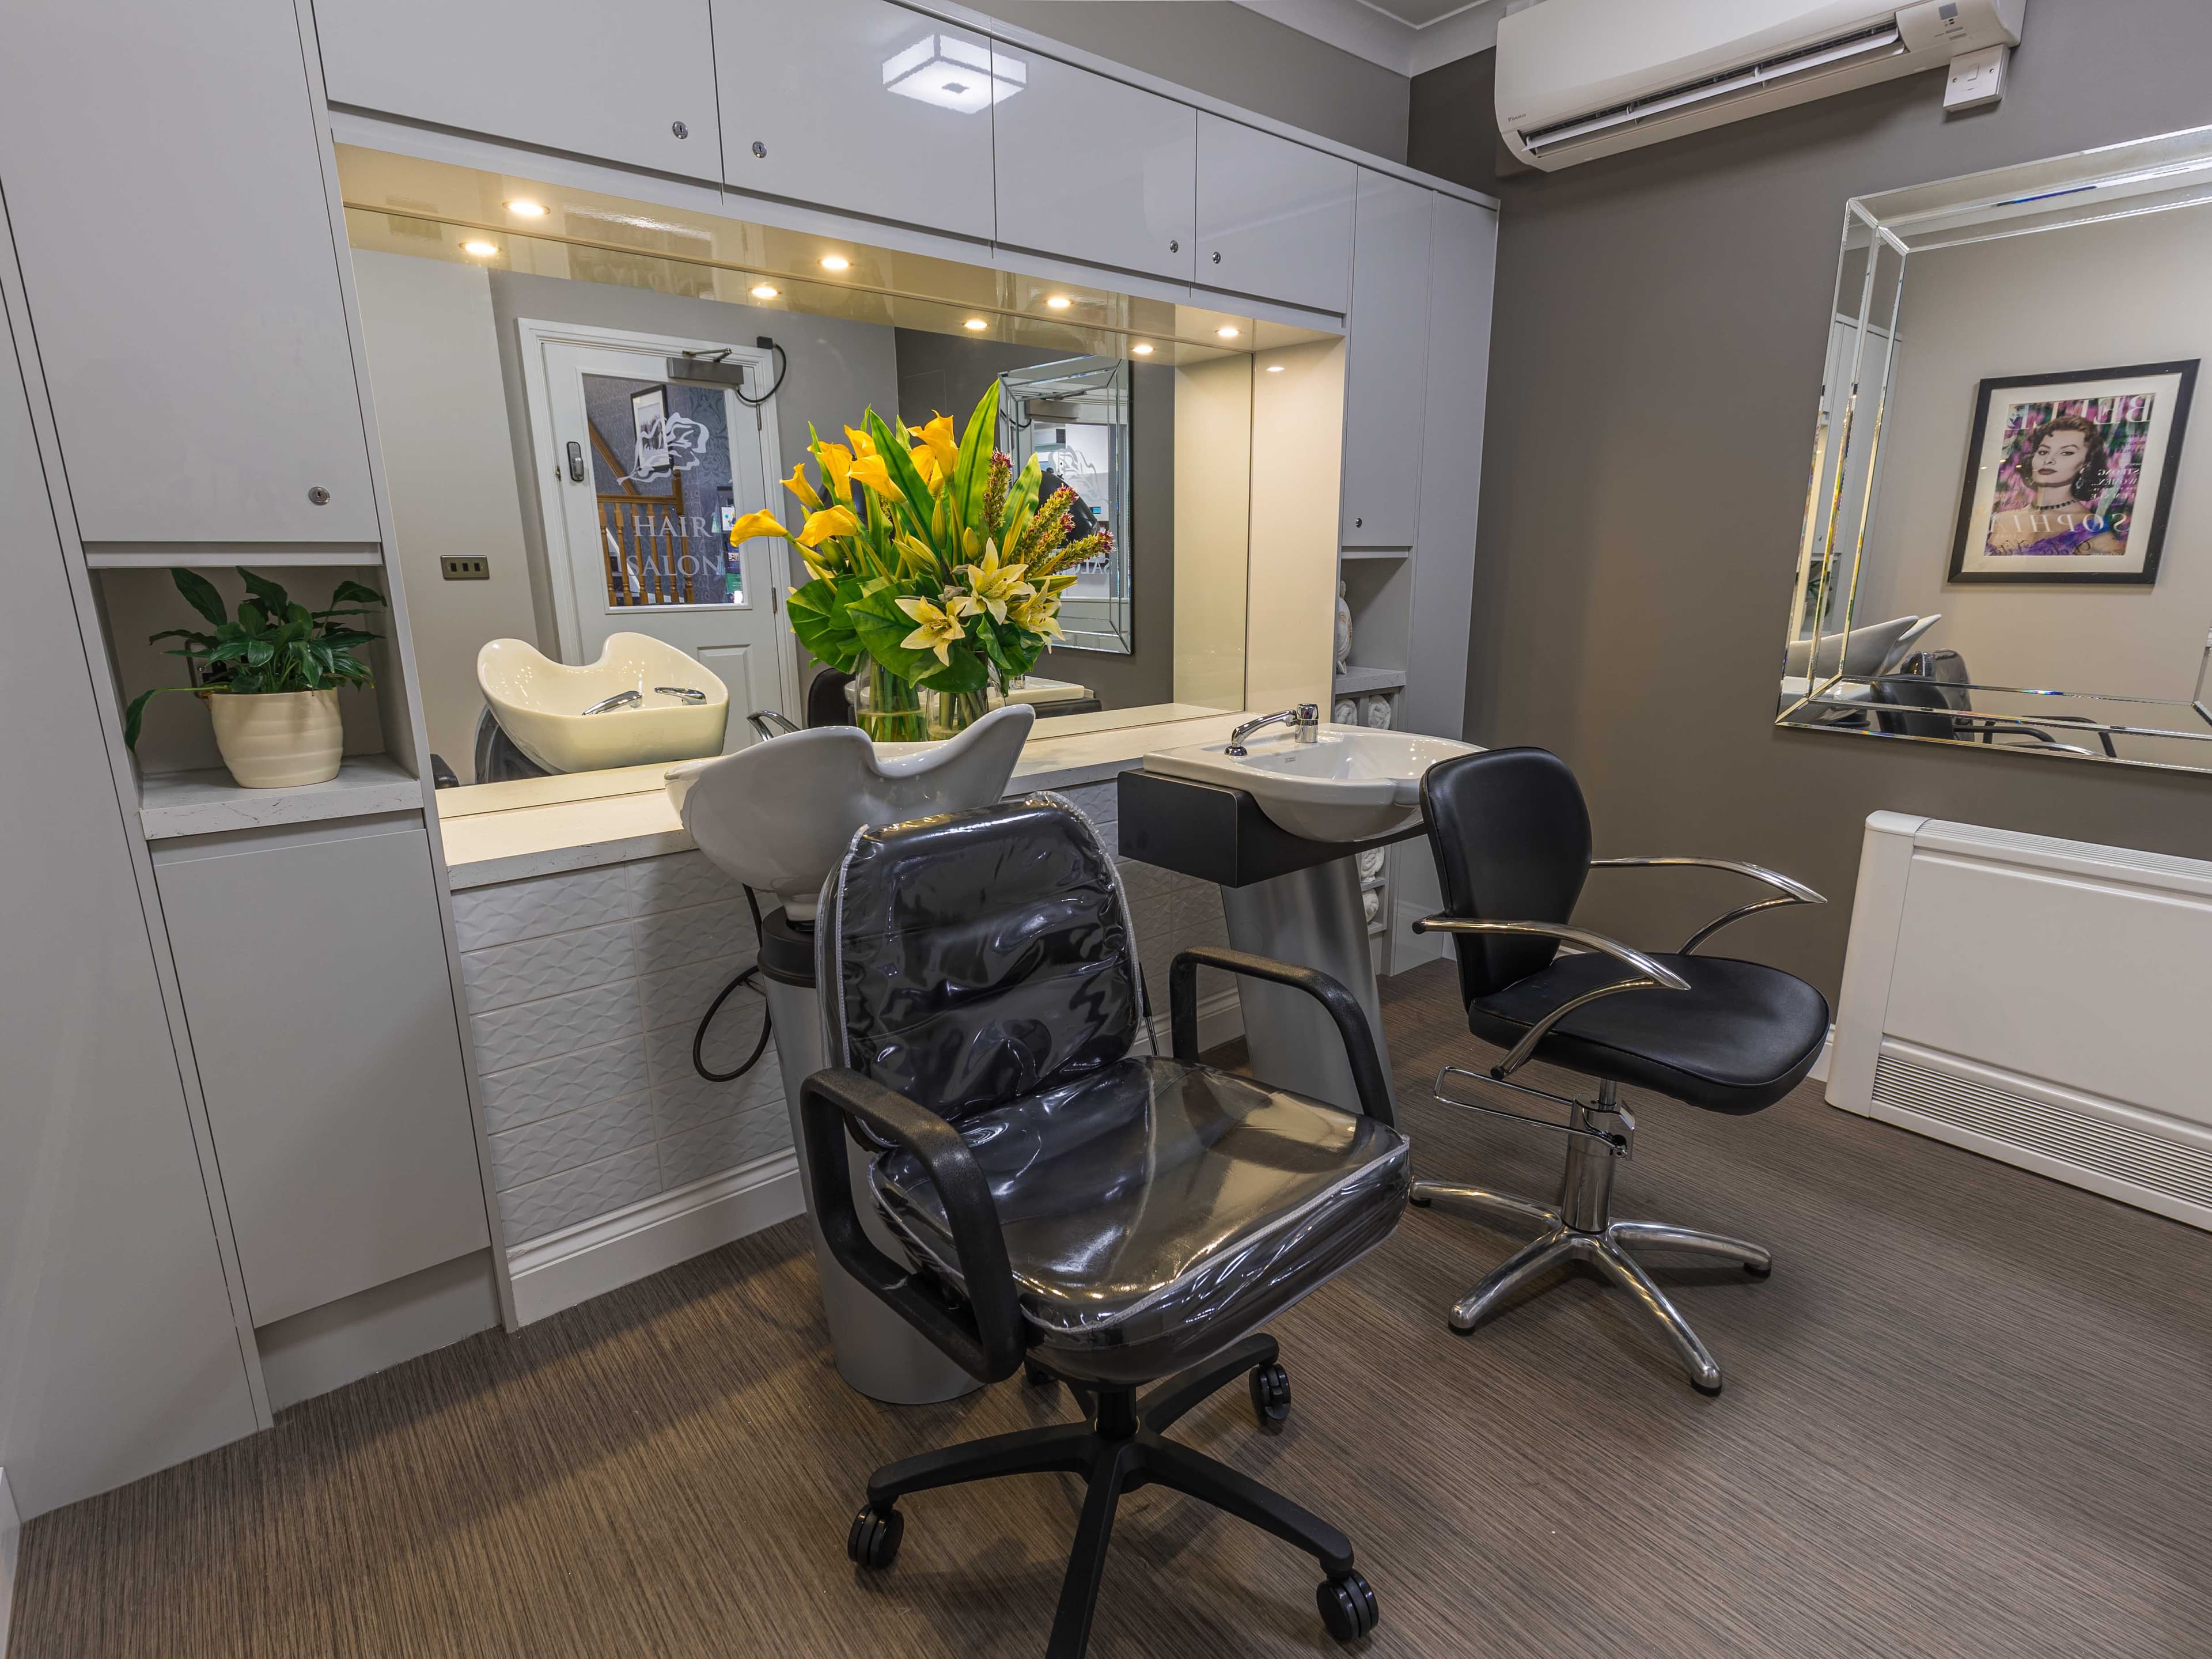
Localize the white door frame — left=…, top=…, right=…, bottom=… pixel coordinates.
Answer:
left=514, top=316, right=800, bottom=719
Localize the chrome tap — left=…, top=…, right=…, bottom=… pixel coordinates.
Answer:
left=654, top=685, right=708, bottom=703
left=579, top=690, right=643, bottom=715
left=1225, top=703, right=1321, bottom=756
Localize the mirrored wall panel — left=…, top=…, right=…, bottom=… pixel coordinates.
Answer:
left=1779, top=127, right=2212, bottom=772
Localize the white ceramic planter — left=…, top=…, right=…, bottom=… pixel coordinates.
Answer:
left=206, top=689, right=344, bottom=787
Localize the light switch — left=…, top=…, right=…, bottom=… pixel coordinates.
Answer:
left=1944, top=44, right=2009, bottom=112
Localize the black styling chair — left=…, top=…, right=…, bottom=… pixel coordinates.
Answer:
left=801, top=795, right=1409, bottom=1656
left=1410, top=748, right=1830, bottom=1395
left=1872, top=649, right=2115, bottom=756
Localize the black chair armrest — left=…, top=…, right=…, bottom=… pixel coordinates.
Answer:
left=1168, top=946, right=1395, bottom=1127
left=798, top=1068, right=1027, bottom=1383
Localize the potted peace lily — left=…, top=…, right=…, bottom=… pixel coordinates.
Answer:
left=124, top=568, right=385, bottom=787
left=730, top=382, right=1105, bottom=741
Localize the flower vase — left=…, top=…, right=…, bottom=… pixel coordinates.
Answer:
left=929, top=687, right=993, bottom=738
left=855, top=658, right=930, bottom=742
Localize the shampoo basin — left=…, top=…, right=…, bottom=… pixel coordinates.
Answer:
left=478, top=633, right=729, bottom=774
left=669, top=702, right=1035, bottom=921
left=1145, top=724, right=1478, bottom=842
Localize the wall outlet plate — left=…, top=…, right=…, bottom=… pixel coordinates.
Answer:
left=440, top=556, right=490, bottom=581
left=1944, top=43, right=2009, bottom=112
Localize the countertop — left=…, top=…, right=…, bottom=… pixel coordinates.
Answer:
left=437, top=710, right=1249, bottom=890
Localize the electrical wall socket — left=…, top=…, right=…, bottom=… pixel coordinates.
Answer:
left=440, top=556, right=490, bottom=581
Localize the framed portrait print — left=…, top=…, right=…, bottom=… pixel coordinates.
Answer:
left=1947, top=359, right=2197, bottom=585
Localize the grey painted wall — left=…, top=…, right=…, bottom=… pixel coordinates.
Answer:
left=1411, top=3, right=2212, bottom=1002
left=991, top=1, right=1409, bottom=162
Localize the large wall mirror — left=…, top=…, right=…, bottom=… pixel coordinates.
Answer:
left=268, top=147, right=1337, bottom=809
left=1780, top=127, right=2212, bottom=772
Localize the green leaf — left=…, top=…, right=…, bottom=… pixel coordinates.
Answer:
left=1000, top=454, right=1044, bottom=553
left=914, top=645, right=987, bottom=694
left=238, top=569, right=291, bottom=618
left=122, top=687, right=166, bottom=749
left=786, top=577, right=862, bottom=671
left=865, top=408, right=935, bottom=532
left=950, top=381, right=1000, bottom=540
left=169, top=569, right=230, bottom=628
left=327, top=579, right=385, bottom=608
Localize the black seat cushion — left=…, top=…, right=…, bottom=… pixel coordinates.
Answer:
left=871, top=1055, right=1410, bottom=1385
left=1468, top=952, right=1830, bottom=1116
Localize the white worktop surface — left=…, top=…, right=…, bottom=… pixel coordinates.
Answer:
left=438, top=710, right=1248, bottom=891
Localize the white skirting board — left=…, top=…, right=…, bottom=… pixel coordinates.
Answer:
left=1807, top=1025, right=1835, bottom=1085
left=507, top=1152, right=804, bottom=1326
left=1, top=1464, right=18, bottom=1659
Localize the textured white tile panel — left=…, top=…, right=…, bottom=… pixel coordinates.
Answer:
left=1116, top=856, right=1172, bottom=900
left=500, top=1143, right=661, bottom=1245
left=637, top=953, right=759, bottom=1035
left=657, top=1105, right=792, bottom=1190
left=476, top=1035, right=652, bottom=1135
left=488, top=1092, right=657, bottom=1191
left=451, top=864, right=630, bottom=952
left=649, top=1029, right=782, bottom=1137
left=460, top=919, right=635, bottom=1013
left=629, top=850, right=744, bottom=916
left=634, top=898, right=756, bottom=974
left=471, top=979, right=639, bottom=1075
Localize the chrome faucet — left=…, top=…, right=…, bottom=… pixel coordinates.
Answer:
left=654, top=685, right=708, bottom=703
left=1225, top=703, right=1321, bottom=756
left=579, top=690, right=643, bottom=715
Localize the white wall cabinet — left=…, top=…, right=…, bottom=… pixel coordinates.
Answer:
left=0, top=0, right=377, bottom=546
left=1339, top=171, right=1433, bottom=549
left=714, top=0, right=996, bottom=241
left=315, top=0, right=721, bottom=182
left=1195, top=114, right=1355, bottom=314
left=153, top=819, right=490, bottom=1328
left=993, top=50, right=1196, bottom=284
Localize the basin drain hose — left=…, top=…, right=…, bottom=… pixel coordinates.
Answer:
left=692, top=884, right=774, bottom=1083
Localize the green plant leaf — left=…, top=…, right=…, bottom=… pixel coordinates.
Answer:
left=238, top=569, right=291, bottom=618
left=914, top=645, right=987, bottom=694
left=865, top=408, right=935, bottom=532
left=786, top=577, right=862, bottom=671
left=327, top=579, right=385, bottom=608
left=122, top=687, right=166, bottom=750
left=169, top=569, right=230, bottom=628
left=951, top=381, right=1000, bottom=540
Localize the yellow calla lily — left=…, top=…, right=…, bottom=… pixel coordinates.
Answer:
left=728, top=510, right=791, bottom=546
left=844, top=450, right=906, bottom=501
left=796, top=505, right=861, bottom=548
left=956, top=539, right=1034, bottom=623
left=895, top=593, right=974, bottom=665
left=844, top=424, right=878, bottom=460
left=917, top=413, right=959, bottom=480
left=781, top=461, right=821, bottom=511
left=908, top=445, right=943, bottom=489
left=814, top=441, right=854, bottom=497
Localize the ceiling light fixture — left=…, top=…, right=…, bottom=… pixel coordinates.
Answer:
left=461, top=239, right=499, bottom=257
left=881, top=35, right=1026, bottom=114
left=963, top=317, right=988, bottom=331
left=504, top=198, right=547, bottom=218
left=1046, top=294, right=1072, bottom=310
left=1216, top=325, right=1241, bottom=339
left=820, top=254, right=851, bottom=271
left=1131, top=343, right=1154, bottom=356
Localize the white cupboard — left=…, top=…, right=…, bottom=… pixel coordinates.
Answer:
left=1195, top=114, right=1355, bottom=314
left=315, top=0, right=721, bottom=182
left=714, top=0, right=996, bottom=241
left=0, top=0, right=377, bottom=546
left=992, top=51, right=1197, bottom=284
left=1339, top=171, right=1433, bottom=549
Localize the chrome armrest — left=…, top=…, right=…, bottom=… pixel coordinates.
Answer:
left=1411, top=915, right=1689, bottom=1077
left=1589, top=857, right=1827, bottom=954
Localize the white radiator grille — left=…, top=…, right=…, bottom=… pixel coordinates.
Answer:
left=1872, top=1052, right=2212, bottom=1211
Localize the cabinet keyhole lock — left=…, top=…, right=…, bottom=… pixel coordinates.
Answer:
left=307, top=485, right=331, bottom=506
left=1169, top=238, right=1180, bottom=253
left=671, top=120, right=690, bottom=139
left=1211, top=251, right=1222, bottom=264
left=1354, top=516, right=1363, bottom=528
left=751, top=140, right=766, bottom=158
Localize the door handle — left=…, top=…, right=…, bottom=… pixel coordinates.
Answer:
left=565, top=441, right=586, bottom=483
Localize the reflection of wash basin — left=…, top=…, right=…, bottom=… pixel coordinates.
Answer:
left=668, top=703, right=1034, bottom=921
left=478, top=633, right=729, bottom=774
left=1145, top=724, right=1479, bottom=842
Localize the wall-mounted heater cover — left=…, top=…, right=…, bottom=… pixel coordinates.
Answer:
left=1496, top=0, right=2025, bottom=172
left=1830, top=813, right=2212, bottom=1232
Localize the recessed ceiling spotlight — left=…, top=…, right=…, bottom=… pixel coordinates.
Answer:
left=820, top=254, right=851, bottom=271
left=504, top=198, right=547, bottom=218
left=1131, top=342, right=1154, bottom=355
left=1266, top=363, right=1285, bottom=372
left=1045, top=294, right=1072, bottom=310
left=963, top=317, right=988, bottom=331
left=1216, top=325, right=1241, bottom=339
left=461, top=240, right=499, bottom=257
left=750, top=283, right=779, bottom=300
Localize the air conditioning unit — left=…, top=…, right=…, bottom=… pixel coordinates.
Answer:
left=1495, top=0, right=2025, bottom=172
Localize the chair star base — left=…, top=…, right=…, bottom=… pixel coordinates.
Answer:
left=847, top=1333, right=1378, bottom=1657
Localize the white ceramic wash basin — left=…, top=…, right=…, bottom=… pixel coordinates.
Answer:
left=1144, top=724, right=1479, bottom=842
left=668, top=703, right=1035, bottom=921
left=478, top=632, right=729, bottom=774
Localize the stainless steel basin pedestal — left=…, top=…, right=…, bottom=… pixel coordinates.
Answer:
left=1219, top=856, right=1396, bottom=1118
left=759, top=915, right=982, bottom=1406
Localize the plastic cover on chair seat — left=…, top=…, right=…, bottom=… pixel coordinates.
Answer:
left=870, top=1055, right=1410, bottom=1385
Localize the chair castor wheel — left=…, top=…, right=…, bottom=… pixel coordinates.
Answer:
left=847, top=1504, right=903, bottom=1569
left=1318, top=1570, right=1378, bottom=1641
left=1248, top=1361, right=1291, bottom=1427
left=1744, top=1259, right=1773, bottom=1279
left=1408, top=1189, right=1431, bottom=1207
left=1024, top=1361, right=1057, bottom=1387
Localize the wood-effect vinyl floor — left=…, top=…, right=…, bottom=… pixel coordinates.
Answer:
left=13, top=962, right=2212, bottom=1658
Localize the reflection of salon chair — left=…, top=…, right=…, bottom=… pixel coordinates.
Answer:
left=806, top=668, right=856, bottom=728
left=1785, top=613, right=1933, bottom=727
left=1871, top=650, right=2114, bottom=756
left=471, top=705, right=552, bottom=784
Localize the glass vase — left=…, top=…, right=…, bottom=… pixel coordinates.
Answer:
left=928, top=687, right=993, bottom=738
left=855, top=657, right=929, bottom=743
